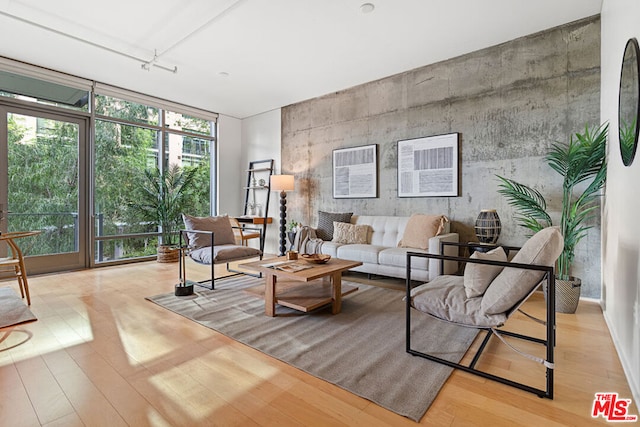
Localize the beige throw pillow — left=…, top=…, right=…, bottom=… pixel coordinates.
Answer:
left=182, top=214, right=236, bottom=248
left=332, top=222, right=369, bottom=244
left=481, top=226, right=564, bottom=314
left=398, top=214, right=448, bottom=250
left=464, top=247, right=507, bottom=298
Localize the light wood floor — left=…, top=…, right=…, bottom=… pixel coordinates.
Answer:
left=0, top=259, right=637, bottom=426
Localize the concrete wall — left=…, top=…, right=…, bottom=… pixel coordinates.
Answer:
left=601, top=0, right=640, bottom=405
left=282, top=16, right=603, bottom=298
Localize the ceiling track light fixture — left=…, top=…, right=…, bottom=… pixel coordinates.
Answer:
left=0, top=10, right=180, bottom=75
left=141, top=49, right=178, bottom=74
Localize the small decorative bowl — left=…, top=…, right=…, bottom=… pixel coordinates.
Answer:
left=301, top=254, right=331, bottom=264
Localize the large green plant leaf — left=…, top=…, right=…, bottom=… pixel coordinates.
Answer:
left=496, top=123, right=608, bottom=280
left=496, top=175, right=551, bottom=234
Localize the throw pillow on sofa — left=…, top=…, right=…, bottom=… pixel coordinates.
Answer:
left=332, top=221, right=369, bottom=244
left=316, top=211, right=353, bottom=241
left=463, top=247, right=507, bottom=298
left=398, top=214, right=448, bottom=250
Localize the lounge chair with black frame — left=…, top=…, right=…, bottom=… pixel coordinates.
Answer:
left=405, top=226, right=564, bottom=399
left=179, top=214, right=263, bottom=290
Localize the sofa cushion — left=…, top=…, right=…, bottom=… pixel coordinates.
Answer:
left=464, top=247, right=507, bottom=298
left=353, top=216, right=407, bottom=247
left=336, top=244, right=384, bottom=264
left=316, top=211, right=353, bottom=241
left=332, top=222, right=369, bottom=244
left=182, top=214, right=236, bottom=248
left=482, top=226, right=564, bottom=315
left=398, top=214, right=448, bottom=250
left=411, top=276, right=508, bottom=328
left=378, top=247, right=429, bottom=271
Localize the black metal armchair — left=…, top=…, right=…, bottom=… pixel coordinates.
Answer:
left=179, top=215, right=263, bottom=290
left=405, top=226, right=564, bottom=399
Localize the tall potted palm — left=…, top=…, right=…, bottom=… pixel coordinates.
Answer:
left=129, top=164, right=198, bottom=262
left=496, top=123, right=608, bottom=313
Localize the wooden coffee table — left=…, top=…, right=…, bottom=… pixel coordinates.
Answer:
left=241, top=257, right=362, bottom=316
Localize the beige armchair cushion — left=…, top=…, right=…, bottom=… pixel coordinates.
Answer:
left=182, top=214, right=236, bottom=248
left=464, top=247, right=507, bottom=298
left=411, top=276, right=508, bottom=328
left=189, top=244, right=261, bottom=264
left=481, top=226, right=564, bottom=315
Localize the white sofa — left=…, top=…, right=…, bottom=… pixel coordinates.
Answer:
left=306, top=215, right=459, bottom=282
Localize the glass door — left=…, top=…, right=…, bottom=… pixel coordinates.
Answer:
left=0, top=105, right=88, bottom=274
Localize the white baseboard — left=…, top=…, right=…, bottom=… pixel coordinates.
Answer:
left=602, top=310, right=640, bottom=410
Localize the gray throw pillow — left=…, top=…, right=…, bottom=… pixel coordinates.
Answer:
left=182, top=214, right=236, bottom=248
left=316, top=211, right=353, bottom=241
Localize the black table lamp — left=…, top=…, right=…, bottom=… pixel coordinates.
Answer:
left=270, top=174, right=295, bottom=256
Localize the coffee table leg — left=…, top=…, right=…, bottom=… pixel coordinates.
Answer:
left=265, top=273, right=276, bottom=317
left=330, top=272, right=342, bottom=314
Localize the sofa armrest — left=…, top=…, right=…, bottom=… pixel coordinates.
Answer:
left=428, top=232, right=459, bottom=281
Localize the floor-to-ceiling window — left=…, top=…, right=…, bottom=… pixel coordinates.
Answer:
left=93, top=93, right=214, bottom=264
left=0, top=60, right=217, bottom=273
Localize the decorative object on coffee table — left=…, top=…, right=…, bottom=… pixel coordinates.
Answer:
left=302, top=254, right=331, bottom=264
left=270, top=174, right=295, bottom=256
left=474, top=209, right=501, bottom=244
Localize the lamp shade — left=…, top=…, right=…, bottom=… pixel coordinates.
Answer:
left=270, top=174, right=295, bottom=192
left=475, top=209, right=501, bottom=244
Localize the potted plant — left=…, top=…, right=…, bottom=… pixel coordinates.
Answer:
left=496, top=123, right=608, bottom=313
left=287, top=220, right=300, bottom=250
left=129, top=164, right=198, bottom=263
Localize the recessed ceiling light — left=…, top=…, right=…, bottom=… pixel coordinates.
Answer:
left=360, top=3, right=375, bottom=14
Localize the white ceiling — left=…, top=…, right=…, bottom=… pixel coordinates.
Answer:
left=0, top=0, right=603, bottom=119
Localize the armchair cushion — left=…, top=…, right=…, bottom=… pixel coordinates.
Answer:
left=189, top=244, right=261, bottom=264
left=411, top=276, right=508, bottom=328
left=464, top=247, right=507, bottom=298
left=182, top=214, right=236, bottom=248
left=481, top=226, right=564, bottom=314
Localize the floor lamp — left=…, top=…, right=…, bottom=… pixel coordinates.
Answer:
left=270, top=174, right=295, bottom=256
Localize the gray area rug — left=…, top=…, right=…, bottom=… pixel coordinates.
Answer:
left=0, top=286, right=37, bottom=329
left=147, top=276, right=478, bottom=421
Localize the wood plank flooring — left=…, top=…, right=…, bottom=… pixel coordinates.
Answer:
left=0, top=259, right=636, bottom=426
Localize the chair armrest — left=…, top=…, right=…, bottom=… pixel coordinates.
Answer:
left=406, top=250, right=554, bottom=289
left=232, top=225, right=262, bottom=235
left=180, top=229, right=215, bottom=250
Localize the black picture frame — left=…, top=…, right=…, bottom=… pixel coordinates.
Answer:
left=332, top=144, right=378, bottom=199
left=397, top=133, right=460, bottom=197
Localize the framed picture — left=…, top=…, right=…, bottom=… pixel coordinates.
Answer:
left=397, top=133, right=460, bottom=197
left=333, top=144, right=378, bottom=198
